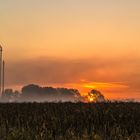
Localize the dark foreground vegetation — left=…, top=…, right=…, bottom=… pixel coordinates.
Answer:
left=0, top=102, right=140, bottom=140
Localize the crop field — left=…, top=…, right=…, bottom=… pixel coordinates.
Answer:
left=0, top=102, right=140, bottom=140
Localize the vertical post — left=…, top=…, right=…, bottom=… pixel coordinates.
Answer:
left=0, top=46, right=2, bottom=95
left=2, top=61, right=5, bottom=94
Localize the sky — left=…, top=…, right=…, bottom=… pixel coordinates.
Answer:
left=0, top=0, right=140, bottom=100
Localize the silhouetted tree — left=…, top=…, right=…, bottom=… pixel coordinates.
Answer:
left=88, top=89, right=105, bottom=102
left=1, top=89, right=14, bottom=102
left=21, top=84, right=41, bottom=101
left=20, top=84, right=82, bottom=102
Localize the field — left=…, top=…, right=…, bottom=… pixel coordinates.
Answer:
left=0, top=102, right=140, bottom=140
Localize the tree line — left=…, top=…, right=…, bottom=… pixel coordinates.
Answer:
left=0, top=84, right=105, bottom=102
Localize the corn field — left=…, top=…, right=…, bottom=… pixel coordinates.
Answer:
left=0, top=102, right=140, bottom=140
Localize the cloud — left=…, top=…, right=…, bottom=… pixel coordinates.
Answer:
left=6, top=57, right=92, bottom=85
left=5, top=56, right=140, bottom=95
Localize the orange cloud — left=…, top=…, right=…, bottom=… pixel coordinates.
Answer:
left=4, top=57, right=140, bottom=100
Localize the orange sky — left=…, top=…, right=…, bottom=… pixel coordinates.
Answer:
left=0, top=0, right=140, bottom=100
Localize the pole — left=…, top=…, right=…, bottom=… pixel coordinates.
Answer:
left=2, top=61, right=5, bottom=94
left=0, top=46, right=2, bottom=95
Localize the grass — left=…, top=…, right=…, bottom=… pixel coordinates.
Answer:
left=0, top=102, right=140, bottom=140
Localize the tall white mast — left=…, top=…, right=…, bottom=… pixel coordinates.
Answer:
left=0, top=46, right=2, bottom=95
left=2, top=61, right=5, bottom=94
